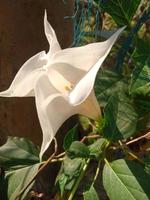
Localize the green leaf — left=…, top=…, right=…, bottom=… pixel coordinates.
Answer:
left=88, top=138, right=107, bottom=160
left=64, top=157, right=85, bottom=178
left=131, top=39, right=150, bottom=96
left=79, top=116, right=90, bottom=131
left=132, top=39, right=150, bottom=64
left=103, top=92, right=138, bottom=141
left=63, top=125, right=78, bottom=150
left=0, top=137, right=40, bottom=170
left=58, top=173, right=68, bottom=196
left=0, top=137, right=41, bottom=199
left=95, top=70, right=128, bottom=107
left=65, top=179, right=76, bottom=191
left=83, top=186, right=100, bottom=200
left=67, top=141, right=90, bottom=158
left=103, top=159, right=150, bottom=200
left=0, top=170, right=7, bottom=200
left=144, top=153, right=150, bottom=175
left=2, top=163, right=40, bottom=200
left=100, top=0, right=141, bottom=26
left=134, top=95, right=150, bottom=116
left=57, top=157, right=86, bottom=192
left=130, top=62, right=150, bottom=96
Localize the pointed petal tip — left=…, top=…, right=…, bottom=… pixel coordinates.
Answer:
left=110, top=26, right=126, bottom=41
left=44, top=9, right=47, bottom=19
left=39, top=136, right=53, bottom=161
left=0, top=90, right=12, bottom=97
left=122, top=25, right=127, bottom=30
left=68, top=26, right=125, bottom=107
left=118, top=26, right=126, bottom=34
left=44, top=10, right=47, bottom=26
left=43, top=9, right=54, bottom=43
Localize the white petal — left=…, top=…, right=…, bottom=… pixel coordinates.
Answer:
left=0, top=51, right=47, bottom=97
left=69, top=27, right=125, bottom=106
left=78, top=90, right=101, bottom=120
left=50, top=27, right=126, bottom=71
left=35, top=73, right=76, bottom=160
left=44, top=10, right=61, bottom=56
left=47, top=62, right=85, bottom=94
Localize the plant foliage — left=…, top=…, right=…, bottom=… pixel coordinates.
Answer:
left=0, top=0, right=150, bottom=199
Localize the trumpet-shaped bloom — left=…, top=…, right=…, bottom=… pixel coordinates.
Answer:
left=0, top=11, right=125, bottom=159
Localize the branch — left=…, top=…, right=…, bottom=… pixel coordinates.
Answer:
left=126, top=132, right=150, bottom=145
left=80, top=134, right=100, bottom=142
left=15, top=138, right=58, bottom=200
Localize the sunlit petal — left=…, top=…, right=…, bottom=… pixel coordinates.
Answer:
left=0, top=51, right=47, bottom=97
left=78, top=90, right=101, bottom=120
left=47, top=62, right=85, bottom=94
left=69, top=27, right=125, bottom=106
left=35, top=73, right=76, bottom=159
left=50, top=27, right=125, bottom=71
left=44, top=10, right=61, bottom=56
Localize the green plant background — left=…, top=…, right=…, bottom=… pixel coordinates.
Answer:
left=0, top=0, right=150, bottom=200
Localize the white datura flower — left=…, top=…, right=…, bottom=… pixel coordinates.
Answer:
left=0, top=11, right=125, bottom=159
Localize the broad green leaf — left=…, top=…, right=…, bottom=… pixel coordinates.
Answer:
left=0, top=137, right=41, bottom=199
left=1, top=163, right=40, bottom=200
left=64, top=157, right=85, bottom=178
left=103, top=92, right=138, bottom=141
left=95, top=70, right=128, bottom=107
left=88, top=138, right=107, bottom=160
left=130, top=62, right=150, bottom=96
left=57, top=157, right=86, bottom=192
left=67, top=141, right=90, bottom=158
left=132, top=39, right=150, bottom=64
left=103, top=159, right=150, bottom=200
left=63, top=125, right=78, bottom=150
left=144, top=153, right=150, bottom=175
left=100, top=0, right=141, bottom=26
left=134, top=95, right=150, bottom=115
left=0, top=137, right=40, bottom=170
left=136, top=113, right=150, bottom=134
left=83, top=186, right=100, bottom=200
left=131, top=39, right=150, bottom=96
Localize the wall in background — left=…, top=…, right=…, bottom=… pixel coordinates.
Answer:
left=0, top=0, right=74, bottom=146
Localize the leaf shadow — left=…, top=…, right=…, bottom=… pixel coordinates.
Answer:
left=126, top=160, right=150, bottom=199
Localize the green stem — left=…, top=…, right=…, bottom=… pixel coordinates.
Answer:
left=68, top=159, right=90, bottom=200
left=92, top=160, right=101, bottom=186
left=118, top=141, right=144, bottom=165
left=41, top=157, right=64, bottom=165
left=104, top=158, right=110, bottom=167
left=51, top=158, right=64, bottom=163
left=128, top=151, right=144, bottom=165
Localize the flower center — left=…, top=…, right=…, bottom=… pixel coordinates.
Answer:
left=64, top=84, right=74, bottom=92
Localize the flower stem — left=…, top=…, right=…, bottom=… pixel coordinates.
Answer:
left=92, top=160, right=101, bottom=186
left=126, top=132, right=150, bottom=145
left=68, top=159, right=90, bottom=200
left=80, top=134, right=100, bottom=142
left=55, top=152, right=66, bottom=158
left=127, top=151, right=145, bottom=165
left=118, top=140, right=144, bottom=164
left=15, top=138, right=58, bottom=200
